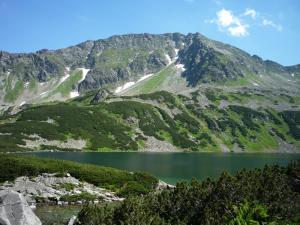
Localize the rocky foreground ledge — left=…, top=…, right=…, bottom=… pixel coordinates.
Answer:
left=0, top=172, right=173, bottom=225
left=0, top=173, right=123, bottom=207
left=0, top=173, right=125, bottom=225
left=0, top=190, right=42, bottom=225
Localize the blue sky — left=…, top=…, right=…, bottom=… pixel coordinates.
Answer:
left=0, top=0, right=299, bottom=65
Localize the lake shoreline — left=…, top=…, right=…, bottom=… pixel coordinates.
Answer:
left=8, top=149, right=300, bottom=154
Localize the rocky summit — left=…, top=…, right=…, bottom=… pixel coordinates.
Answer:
left=1, top=33, right=299, bottom=111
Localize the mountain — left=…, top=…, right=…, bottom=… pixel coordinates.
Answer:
left=0, top=33, right=299, bottom=152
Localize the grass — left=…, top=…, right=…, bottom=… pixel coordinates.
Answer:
left=95, top=48, right=136, bottom=69
left=4, top=76, right=24, bottom=102
left=60, top=192, right=98, bottom=202
left=58, top=182, right=76, bottom=191
left=54, top=69, right=83, bottom=97
left=29, top=79, right=38, bottom=93
left=125, top=65, right=176, bottom=94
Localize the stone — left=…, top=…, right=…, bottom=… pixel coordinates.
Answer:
left=91, top=89, right=109, bottom=104
left=0, top=190, right=41, bottom=225
left=67, top=215, right=77, bottom=225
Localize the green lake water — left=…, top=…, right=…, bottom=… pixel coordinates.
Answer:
left=27, top=152, right=300, bottom=184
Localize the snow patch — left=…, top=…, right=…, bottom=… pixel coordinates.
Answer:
left=58, top=67, right=72, bottom=85
left=115, top=73, right=155, bottom=94
left=175, top=64, right=186, bottom=71
left=165, top=54, right=172, bottom=65
left=115, top=82, right=135, bottom=93
left=59, top=74, right=70, bottom=84
left=137, top=73, right=154, bottom=82
left=24, top=82, right=30, bottom=88
left=174, top=48, right=179, bottom=61
left=40, top=91, right=49, bottom=96
left=78, top=68, right=90, bottom=83
left=70, top=91, right=80, bottom=98
left=291, top=73, right=295, bottom=77
left=68, top=68, right=90, bottom=98
left=252, top=82, right=259, bottom=86
left=19, top=101, right=26, bottom=106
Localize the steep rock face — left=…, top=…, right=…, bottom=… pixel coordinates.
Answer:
left=0, top=50, right=65, bottom=82
left=78, top=33, right=182, bottom=92
left=179, top=33, right=245, bottom=85
left=0, top=190, right=41, bottom=225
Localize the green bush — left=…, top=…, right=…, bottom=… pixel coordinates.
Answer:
left=60, top=192, right=97, bottom=202
left=76, top=161, right=300, bottom=225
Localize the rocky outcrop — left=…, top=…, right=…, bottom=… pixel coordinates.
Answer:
left=156, top=180, right=175, bottom=190
left=0, top=173, right=123, bottom=207
left=91, top=89, right=110, bottom=104
left=0, top=190, right=41, bottom=225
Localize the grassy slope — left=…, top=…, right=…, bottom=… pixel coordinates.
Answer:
left=0, top=89, right=299, bottom=153
left=0, top=154, right=158, bottom=196
left=4, top=75, right=24, bottom=102
left=52, top=69, right=83, bottom=97
left=123, top=65, right=176, bottom=95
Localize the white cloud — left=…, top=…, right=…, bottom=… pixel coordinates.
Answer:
left=262, top=19, right=283, bottom=31
left=216, top=9, right=235, bottom=27
left=243, top=8, right=257, bottom=19
left=228, top=23, right=249, bottom=37
left=206, top=8, right=283, bottom=37
left=210, top=8, right=249, bottom=37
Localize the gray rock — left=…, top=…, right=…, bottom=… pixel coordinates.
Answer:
left=0, top=190, right=41, bottom=225
left=91, top=89, right=109, bottom=104
left=67, top=215, right=77, bottom=225
left=0, top=173, right=123, bottom=205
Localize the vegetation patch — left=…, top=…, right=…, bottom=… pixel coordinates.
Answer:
left=0, top=154, right=158, bottom=195
left=75, top=161, right=300, bottom=225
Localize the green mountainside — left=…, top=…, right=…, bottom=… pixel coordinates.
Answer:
left=0, top=88, right=299, bottom=152
left=0, top=32, right=299, bottom=152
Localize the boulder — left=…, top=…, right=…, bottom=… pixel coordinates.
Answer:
left=91, top=89, right=109, bottom=104
left=0, top=190, right=41, bottom=225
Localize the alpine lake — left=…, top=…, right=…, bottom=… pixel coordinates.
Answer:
left=24, top=152, right=300, bottom=225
